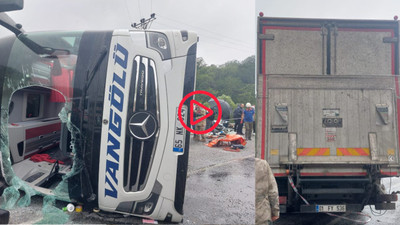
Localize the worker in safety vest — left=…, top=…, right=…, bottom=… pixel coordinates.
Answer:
left=256, top=158, right=279, bottom=224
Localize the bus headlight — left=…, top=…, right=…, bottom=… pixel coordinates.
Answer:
left=146, top=32, right=171, bottom=60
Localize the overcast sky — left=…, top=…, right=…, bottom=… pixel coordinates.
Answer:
left=6, top=1, right=399, bottom=66
left=257, top=0, right=400, bottom=20
left=0, top=0, right=255, bottom=66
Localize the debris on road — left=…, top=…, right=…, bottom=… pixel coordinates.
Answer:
left=142, top=218, right=158, bottom=224
left=75, top=205, right=82, bottom=212
left=223, top=144, right=245, bottom=152
left=36, top=196, right=69, bottom=224
left=206, top=134, right=247, bottom=148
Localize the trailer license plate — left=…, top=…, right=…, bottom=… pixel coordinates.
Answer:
left=316, top=205, right=346, bottom=212
left=173, top=106, right=187, bottom=153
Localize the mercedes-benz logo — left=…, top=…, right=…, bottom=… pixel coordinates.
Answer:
left=128, top=112, right=158, bottom=140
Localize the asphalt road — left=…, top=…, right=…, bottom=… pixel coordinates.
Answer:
left=3, top=133, right=255, bottom=224
left=5, top=132, right=400, bottom=225
left=274, top=177, right=400, bottom=225
left=183, top=134, right=255, bottom=224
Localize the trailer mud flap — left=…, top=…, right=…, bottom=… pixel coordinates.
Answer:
left=375, top=202, right=396, bottom=210
left=374, top=193, right=398, bottom=210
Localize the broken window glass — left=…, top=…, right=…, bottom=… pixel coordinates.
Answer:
left=0, top=31, right=84, bottom=213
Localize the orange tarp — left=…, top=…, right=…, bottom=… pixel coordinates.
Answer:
left=206, top=134, right=247, bottom=147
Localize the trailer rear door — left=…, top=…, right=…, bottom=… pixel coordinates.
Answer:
left=257, top=18, right=400, bottom=173
left=332, top=22, right=397, bottom=75
left=259, top=20, right=326, bottom=75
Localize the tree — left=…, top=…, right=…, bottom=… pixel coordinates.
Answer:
left=196, top=55, right=255, bottom=106
left=217, top=94, right=236, bottom=110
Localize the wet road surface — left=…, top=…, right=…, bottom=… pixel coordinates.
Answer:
left=3, top=134, right=255, bottom=224
left=183, top=135, right=255, bottom=224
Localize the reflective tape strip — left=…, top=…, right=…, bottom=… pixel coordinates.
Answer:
left=297, top=148, right=330, bottom=156
left=337, top=148, right=370, bottom=156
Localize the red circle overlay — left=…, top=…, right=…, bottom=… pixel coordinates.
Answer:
left=178, top=90, right=222, bottom=135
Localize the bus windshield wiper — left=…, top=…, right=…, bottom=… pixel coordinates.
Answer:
left=0, top=12, right=69, bottom=56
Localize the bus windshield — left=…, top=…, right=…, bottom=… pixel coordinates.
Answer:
left=2, top=31, right=83, bottom=104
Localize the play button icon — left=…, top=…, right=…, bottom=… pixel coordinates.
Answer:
left=190, top=99, right=214, bottom=125
left=178, top=90, right=222, bottom=134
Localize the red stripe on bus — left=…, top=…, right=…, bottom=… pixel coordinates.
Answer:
left=25, top=123, right=61, bottom=139
left=23, top=141, right=60, bottom=159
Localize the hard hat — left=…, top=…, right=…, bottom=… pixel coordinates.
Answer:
left=246, top=103, right=251, bottom=107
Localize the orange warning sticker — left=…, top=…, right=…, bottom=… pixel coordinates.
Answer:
left=336, top=148, right=370, bottom=156
left=297, top=148, right=330, bottom=156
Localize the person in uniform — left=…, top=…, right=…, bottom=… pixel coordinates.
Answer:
left=193, top=107, right=206, bottom=142
left=256, top=158, right=280, bottom=224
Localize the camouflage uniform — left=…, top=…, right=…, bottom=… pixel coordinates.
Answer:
left=194, top=108, right=206, bottom=142
left=255, top=158, right=279, bottom=224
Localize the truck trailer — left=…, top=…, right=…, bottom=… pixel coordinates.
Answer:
left=0, top=4, right=197, bottom=222
left=256, top=16, right=400, bottom=213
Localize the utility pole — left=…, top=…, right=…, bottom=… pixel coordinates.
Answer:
left=131, top=13, right=156, bottom=30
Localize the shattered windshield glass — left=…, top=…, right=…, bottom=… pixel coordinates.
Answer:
left=0, top=31, right=83, bottom=214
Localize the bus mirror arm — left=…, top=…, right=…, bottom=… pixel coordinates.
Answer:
left=0, top=12, right=70, bottom=57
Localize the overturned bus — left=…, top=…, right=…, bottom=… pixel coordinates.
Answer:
left=0, top=11, right=197, bottom=222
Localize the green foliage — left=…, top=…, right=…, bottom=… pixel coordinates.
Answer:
left=217, top=94, right=236, bottom=109
left=202, top=101, right=210, bottom=108
left=195, top=56, right=255, bottom=107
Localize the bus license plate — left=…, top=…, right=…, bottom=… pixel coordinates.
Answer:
left=173, top=106, right=187, bottom=153
left=316, top=205, right=346, bottom=212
